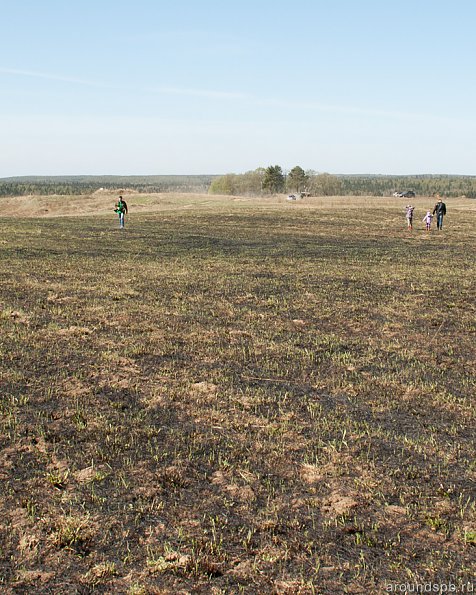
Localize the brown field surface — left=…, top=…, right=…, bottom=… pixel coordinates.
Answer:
left=0, top=193, right=475, bottom=594
left=1, top=190, right=475, bottom=218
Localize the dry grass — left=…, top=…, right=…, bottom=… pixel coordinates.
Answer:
left=0, top=193, right=475, bottom=593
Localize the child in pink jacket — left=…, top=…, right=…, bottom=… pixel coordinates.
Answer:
left=422, top=211, right=433, bottom=231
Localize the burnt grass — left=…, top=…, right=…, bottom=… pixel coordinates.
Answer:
left=0, top=201, right=475, bottom=594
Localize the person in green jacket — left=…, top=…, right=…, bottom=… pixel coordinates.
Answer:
left=114, top=196, right=128, bottom=229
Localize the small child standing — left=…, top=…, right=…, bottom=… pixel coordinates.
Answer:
left=405, top=205, right=415, bottom=230
left=422, top=210, right=433, bottom=232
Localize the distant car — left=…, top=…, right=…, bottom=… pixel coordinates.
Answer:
left=396, top=191, right=415, bottom=198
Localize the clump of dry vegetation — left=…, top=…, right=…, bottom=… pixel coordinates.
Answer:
left=0, top=195, right=475, bottom=593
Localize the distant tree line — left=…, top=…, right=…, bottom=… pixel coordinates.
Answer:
left=339, top=174, right=476, bottom=198
left=209, top=167, right=476, bottom=198
left=0, top=175, right=215, bottom=197
left=2, top=171, right=476, bottom=198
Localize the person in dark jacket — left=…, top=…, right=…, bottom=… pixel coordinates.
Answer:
left=432, top=198, right=447, bottom=230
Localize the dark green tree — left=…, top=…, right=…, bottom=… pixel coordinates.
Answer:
left=287, top=166, right=308, bottom=192
left=262, top=165, right=285, bottom=194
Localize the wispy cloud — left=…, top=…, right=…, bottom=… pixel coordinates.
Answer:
left=2, top=67, right=472, bottom=128
left=0, top=67, right=116, bottom=89
left=153, top=85, right=461, bottom=124
left=241, top=95, right=426, bottom=121
left=155, top=86, right=248, bottom=100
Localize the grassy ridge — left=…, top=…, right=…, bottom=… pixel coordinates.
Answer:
left=0, top=199, right=475, bottom=593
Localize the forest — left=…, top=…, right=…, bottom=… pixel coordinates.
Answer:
left=1, top=171, right=476, bottom=197
left=0, top=175, right=214, bottom=197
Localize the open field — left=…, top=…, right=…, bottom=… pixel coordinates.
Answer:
left=1, top=193, right=475, bottom=594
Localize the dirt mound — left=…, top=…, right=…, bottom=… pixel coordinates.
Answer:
left=0, top=192, right=115, bottom=218
left=0, top=191, right=231, bottom=218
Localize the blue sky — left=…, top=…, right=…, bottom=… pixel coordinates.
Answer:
left=1, top=0, right=476, bottom=176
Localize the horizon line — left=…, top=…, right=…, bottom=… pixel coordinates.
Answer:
left=2, top=172, right=476, bottom=180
